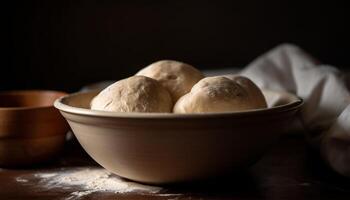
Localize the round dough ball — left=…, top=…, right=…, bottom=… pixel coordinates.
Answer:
left=136, top=60, right=204, bottom=101
left=91, top=76, right=173, bottom=113
left=173, top=76, right=267, bottom=113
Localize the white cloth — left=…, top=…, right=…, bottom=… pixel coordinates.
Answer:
left=241, top=44, right=350, bottom=176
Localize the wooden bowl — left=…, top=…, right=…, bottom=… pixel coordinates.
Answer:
left=54, top=90, right=303, bottom=184
left=0, top=90, right=69, bottom=166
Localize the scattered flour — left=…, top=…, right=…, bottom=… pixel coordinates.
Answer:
left=70, top=190, right=94, bottom=198
left=15, top=177, right=29, bottom=183
left=16, top=168, right=163, bottom=199
left=35, top=173, right=58, bottom=179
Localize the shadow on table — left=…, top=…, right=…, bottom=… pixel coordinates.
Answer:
left=0, top=136, right=98, bottom=170
left=160, top=171, right=263, bottom=199
left=305, top=145, right=350, bottom=193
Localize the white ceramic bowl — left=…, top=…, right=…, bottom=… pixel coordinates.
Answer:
left=54, top=90, right=303, bottom=184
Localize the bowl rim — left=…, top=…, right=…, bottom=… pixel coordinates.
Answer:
left=0, top=90, right=67, bottom=111
left=54, top=90, right=304, bottom=119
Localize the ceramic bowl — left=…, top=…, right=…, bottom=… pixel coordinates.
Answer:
left=54, top=90, right=303, bottom=184
left=0, top=90, right=69, bottom=166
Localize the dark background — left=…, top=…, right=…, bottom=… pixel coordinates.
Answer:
left=2, top=0, right=349, bottom=92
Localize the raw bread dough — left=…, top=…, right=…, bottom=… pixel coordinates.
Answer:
left=136, top=60, right=204, bottom=101
left=173, top=76, right=267, bottom=113
left=91, top=76, right=173, bottom=113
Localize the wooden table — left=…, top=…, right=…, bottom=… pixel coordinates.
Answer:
left=1, top=135, right=350, bottom=200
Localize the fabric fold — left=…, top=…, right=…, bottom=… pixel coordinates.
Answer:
left=241, top=44, right=350, bottom=176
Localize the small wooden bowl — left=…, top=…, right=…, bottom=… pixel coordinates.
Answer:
left=0, top=90, right=69, bottom=166
left=55, top=90, right=303, bottom=184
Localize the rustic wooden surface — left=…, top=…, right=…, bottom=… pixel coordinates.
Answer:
left=1, top=134, right=350, bottom=200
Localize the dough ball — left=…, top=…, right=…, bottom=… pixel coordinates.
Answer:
left=136, top=60, right=204, bottom=101
left=173, top=76, right=267, bottom=113
left=91, top=76, right=173, bottom=113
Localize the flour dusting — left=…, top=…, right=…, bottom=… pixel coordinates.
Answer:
left=16, top=168, right=163, bottom=199
left=35, top=173, right=58, bottom=179
left=16, top=177, right=29, bottom=183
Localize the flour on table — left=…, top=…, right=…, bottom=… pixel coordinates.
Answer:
left=16, top=168, right=163, bottom=199
left=15, top=177, right=29, bottom=183
left=35, top=173, right=57, bottom=179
